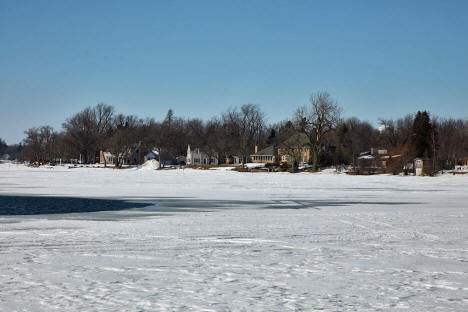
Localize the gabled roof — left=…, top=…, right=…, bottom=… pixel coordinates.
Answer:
left=252, top=145, right=276, bottom=156
left=188, top=145, right=206, bottom=154
left=279, top=133, right=309, bottom=148
left=252, top=133, right=310, bottom=156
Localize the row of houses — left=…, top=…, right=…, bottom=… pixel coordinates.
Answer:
left=185, top=134, right=313, bottom=167
left=98, top=133, right=436, bottom=175
left=355, top=148, right=434, bottom=176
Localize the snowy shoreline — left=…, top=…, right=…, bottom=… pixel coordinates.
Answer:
left=1, top=163, right=466, bottom=200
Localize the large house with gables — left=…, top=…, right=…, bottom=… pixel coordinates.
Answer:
left=251, top=133, right=311, bottom=165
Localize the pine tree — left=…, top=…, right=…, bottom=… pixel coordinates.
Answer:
left=411, top=111, right=433, bottom=158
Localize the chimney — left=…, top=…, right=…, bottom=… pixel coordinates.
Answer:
left=255, top=145, right=258, bottom=153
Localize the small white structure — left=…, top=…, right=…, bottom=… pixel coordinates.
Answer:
left=414, top=158, right=424, bottom=176
left=186, top=145, right=218, bottom=165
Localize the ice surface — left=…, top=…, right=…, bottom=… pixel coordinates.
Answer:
left=0, top=163, right=467, bottom=311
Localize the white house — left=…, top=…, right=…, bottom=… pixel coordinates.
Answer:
left=186, top=145, right=218, bottom=165
left=99, top=151, right=115, bottom=165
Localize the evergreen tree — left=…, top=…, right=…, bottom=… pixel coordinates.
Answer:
left=0, top=138, right=7, bottom=155
left=411, top=111, right=433, bottom=158
left=266, top=129, right=276, bottom=145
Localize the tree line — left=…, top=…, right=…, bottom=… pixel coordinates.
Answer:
left=5, top=91, right=468, bottom=172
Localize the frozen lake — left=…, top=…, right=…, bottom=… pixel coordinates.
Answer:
left=0, top=164, right=467, bottom=311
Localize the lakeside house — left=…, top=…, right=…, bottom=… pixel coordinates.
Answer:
left=99, top=142, right=144, bottom=166
left=225, top=155, right=243, bottom=165
left=356, top=148, right=396, bottom=174
left=186, top=145, right=218, bottom=165
left=277, top=133, right=311, bottom=165
left=251, top=133, right=311, bottom=165
left=251, top=145, right=277, bottom=164
left=99, top=151, right=115, bottom=165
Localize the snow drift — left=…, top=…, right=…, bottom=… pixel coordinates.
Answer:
left=136, top=159, right=159, bottom=170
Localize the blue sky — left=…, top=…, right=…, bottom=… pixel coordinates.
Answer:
left=1, top=0, right=467, bottom=144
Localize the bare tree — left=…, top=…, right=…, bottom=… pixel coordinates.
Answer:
left=62, top=107, right=96, bottom=163
left=62, top=103, right=115, bottom=164
left=378, top=114, right=414, bottom=149
left=294, top=92, right=342, bottom=171
left=94, top=103, right=115, bottom=165
left=335, top=117, right=379, bottom=167
left=436, top=118, right=467, bottom=168
left=204, top=117, right=226, bottom=163
left=21, top=126, right=58, bottom=164
left=223, top=104, right=266, bottom=166
left=107, top=114, right=142, bottom=167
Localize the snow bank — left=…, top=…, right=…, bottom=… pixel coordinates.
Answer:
left=245, top=162, right=265, bottom=169
left=136, top=159, right=159, bottom=170
left=316, top=168, right=343, bottom=175
left=209, top=166, right=235, bottom=171
left=448, top=165, right=468, bottom=173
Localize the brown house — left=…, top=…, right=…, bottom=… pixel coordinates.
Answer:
left=277, top=133, right=311, bottom=165
left=251, top=133, right=311, bottom=165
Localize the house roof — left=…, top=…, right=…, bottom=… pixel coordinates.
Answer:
left=279, top=133, right=309, bottom=148
left=252, top=133, right=310, bottom=156
left=188, top=146, right=205, bottom=154
left=252, top=145, right=276, bottom=156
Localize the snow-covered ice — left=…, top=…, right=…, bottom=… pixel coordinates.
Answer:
left=0, top=163, right=467, bottom=311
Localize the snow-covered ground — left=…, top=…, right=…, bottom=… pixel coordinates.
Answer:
left=0, top=163, right=467, bottom=311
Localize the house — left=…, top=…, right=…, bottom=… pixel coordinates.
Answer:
left=251, top=145, right=278, bottom=164
left=251, top=133, right=311, bottom=165
left=99, top=142, right=145, bottom=166
left=99, top=151, right=131, bottom=166
left=225, top=155, right=243, bottom=165
left=100, top=151, right=115, bottom=165
left=186, top=145, right=218, bottom=165
left=277, top=133, right=311, bottom=165
left=356, top=148, right=397, bottom=174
